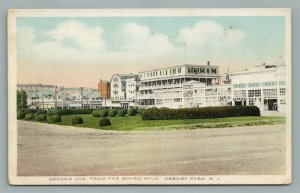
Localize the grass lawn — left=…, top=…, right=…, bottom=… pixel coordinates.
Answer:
left=52, top=115, right=286, bottom=131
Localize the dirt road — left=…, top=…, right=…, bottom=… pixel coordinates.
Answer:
left=17, top=121, right=286, bottom=176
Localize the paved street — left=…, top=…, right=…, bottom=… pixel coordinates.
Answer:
left=17, top=121, right=286, bottom=176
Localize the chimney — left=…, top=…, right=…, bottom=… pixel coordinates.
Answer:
left=207, top=61, right=210, bottom=66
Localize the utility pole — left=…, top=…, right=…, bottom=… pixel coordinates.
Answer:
left=41, top=93, right=44, bottom=109
left=134, top=77, right=140, bottom=109
left=81, top=87, right=84, bottom=109
left=61, top=87, right=64, bottom=109
left=54, top=87, right=58, bottom=109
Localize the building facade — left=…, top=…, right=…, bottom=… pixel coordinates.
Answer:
left=19, top=62, right=287, bottom=115
left=137, top=62, right=221, bottom=107
left=126, top=78, right=138, bottom=102
left=17, top=84, right=102, bottom=110
left=110, top=74, right=138, bottom=108
left=152, top=81, right=232, bottom=109
left=228, top=63, right=286, bottom=115
left=98, top=79, right=111, bottom=99
left=60, top=87, right=102, bottom=109
left=17, top=84, right=58, bottom=109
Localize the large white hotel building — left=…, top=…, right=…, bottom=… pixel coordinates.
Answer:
left=137, top=62, right=230, bottom=108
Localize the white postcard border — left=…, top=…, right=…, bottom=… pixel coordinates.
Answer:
left=8, top=8, right=292, bottom=185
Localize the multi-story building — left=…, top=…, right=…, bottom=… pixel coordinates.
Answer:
left=138, top=62, right=221, bottom=107
left=17, top=84, right=58, bottom=109
left=126, top=78, right=138, bottom=101
left=98, top=79, right=111, bottom=108
left=228, top=63, right=286, bottom=115
left=17, top=84, right=102, bottom=110
left=110, top=74, right=138, bottom=108
left=153, top=81, right=231, bottom=109
left=98, top=79, right=111, bottom=99
left=182, top=82, right=232, bottom=108
left=60, top=87, right=102, bottom=109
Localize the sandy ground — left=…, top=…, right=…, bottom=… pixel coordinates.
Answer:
left=17, top=121, right=286, bottom=176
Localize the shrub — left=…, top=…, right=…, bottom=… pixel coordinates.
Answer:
left=48, top=115, right=62, bottom=123
left=35, top=110, right=47, bottom=115
left=137, top=108, right=145, bottom=115
left=51, top=108, right=96, bottom=116
left=51, top=109, right=60, bottom=115
left=72, top=116, right=83, bottom=124
left=108, top=109, right=118, bottom=117
left=92, top=110, right=100, bottom=117
left=99, top=117, right=112, bottom=127
left=128, top=108, right=138, bottom=116
left=17, top=111, right=26, bottom=119
left=20, top=109, right=38, bottom=114
left=36, top=114, right=47, bottom=121
left=117, top=109, right=127, bottom=117
left=141, top=106, right=260, bottom=120
left=25, top=113, right=34, bottom=120
left=46, top=111, right=53, bottom=116
left=99, top=109, right=109, bottom=117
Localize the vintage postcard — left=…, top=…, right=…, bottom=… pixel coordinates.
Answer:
left=8, top=9, right=292, bottom=185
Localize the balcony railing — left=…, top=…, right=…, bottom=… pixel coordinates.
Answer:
left=139, top=84, right=183, bottom=90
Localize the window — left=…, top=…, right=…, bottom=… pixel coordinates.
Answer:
left=174, top=98, right=182, bottom=102
left=183, top=90, right=193, bottom=97
left=234, top=90, right=246, bottom=99
left=248, top=90, right=261, bottom=97
left=207, top=68, right=210, bottom=73
left=247, top=82, right=261, bottom=87
left=279, top=81, right=285, bottom=85
left=200, top=68, right=205, bottom=73
left=263, top=89, right=277, bottom=98
left=156, top=99, right=163, bottom=105
left=173, top=68, right=176, bottom=74
left=262, top=81, right=277, bottom=87
left=211, top=69, right=217, bottom=74
left=178, top=68, right=182, bottom=73
left=280, top=99, right=286, bottom=104
left=280, top=88, right=286, bottom=96
left=234, top=83, right=246, bottom=88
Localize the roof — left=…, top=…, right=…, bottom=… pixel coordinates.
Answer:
left=138, top=64, right=218, bottom=73
left=228, top=62, right=286, bottom=75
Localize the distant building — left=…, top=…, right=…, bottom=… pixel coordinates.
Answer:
left=138, top=62, right=221, bottom=107
left=229, top=63, right=286, bottom=115
left=17, top=84, right=57, bottom=109
left=126, top=78, right=138, bottom=101
left=17, top=84, right=102, bottom=110
left=59, top=87, right=102, bottom=109
left=98, top=79, right=111, bottom=99
left=110, top=74, right=138, bottom=108
left=19, top=61, right=287, bottom=115
left=147, top=81, right=231, bottom=109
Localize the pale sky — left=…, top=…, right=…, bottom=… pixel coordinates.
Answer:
left=16, top=16, right=286, bottom=88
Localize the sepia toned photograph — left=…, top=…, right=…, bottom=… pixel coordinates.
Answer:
left=8, top=9, right=291, bottom=185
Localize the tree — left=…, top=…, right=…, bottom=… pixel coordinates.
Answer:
left=17, top=90, right=28, bottom=111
